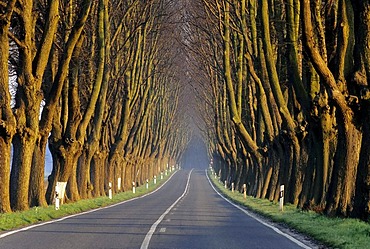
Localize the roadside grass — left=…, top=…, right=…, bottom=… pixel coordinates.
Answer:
left=0, top=172, right=173, bottom=232
left=208, top=170, right=370, bottom=249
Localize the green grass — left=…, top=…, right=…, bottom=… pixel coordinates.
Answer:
left=0, top=172, right=173, bottom=232
left=208, top=170, right=370, bottom=249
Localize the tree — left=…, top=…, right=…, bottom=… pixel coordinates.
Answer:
left=9, top=0, right=59, bottom=211
left=302, top=0, right=362, bottom=217
left=0, top=0, right=17, bottom=213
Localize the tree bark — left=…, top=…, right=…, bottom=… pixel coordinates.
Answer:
left=302, top=0, right=361, bottom=216
left=351, top=0, right=370, bottom=220
left=223, top=1, right=261, bottom=162
left=10, top=0, right=59, bottom=211
left=261, top=0, right=301, bottom=204
left=0, top=0, right=17, bottom=213
left=79, top=0, right=108, bottom=199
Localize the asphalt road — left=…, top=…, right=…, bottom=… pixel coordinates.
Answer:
left=0, top=169, right=314, bottom=249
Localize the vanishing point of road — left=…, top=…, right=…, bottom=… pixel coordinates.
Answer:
left=0, top=169, right=319, bottom=249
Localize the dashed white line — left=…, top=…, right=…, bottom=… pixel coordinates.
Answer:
left=140, top=169, right=193, bottom=249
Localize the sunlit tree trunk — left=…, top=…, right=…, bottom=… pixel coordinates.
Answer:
left=0, top=0, right=17, bottom=213
left=79, top=0, right=108, bottom=199
left=10, top=0, right=59, bottom=211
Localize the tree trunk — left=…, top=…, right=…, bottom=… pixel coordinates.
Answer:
left=354, top=102, right=370, bottom=220
left=10, top=132, right=37, bottom=211
left=28, top=136, right=48, bottom=207
left=79, top=0, right=108, bottom=199
left=37, top=0, right=92, bottom=205
left=58, top=141, right=82, bottom=202
left=77, top=151, right=91, bottom=199
left=0, top=139, right=12, bottom=213
left=91, top=152, right=103, bottom=197
left=65, top=153, right=81, bottom=202
left=0, top=0, right=16, bottom=213
left=268, top=143, right=283, bottom=202
left=223, top=1, right=262, bottom=164
left=325, top=112, right=361, bottom=216
left=10, top=78, right=41, bottom=212
left=261, top=0, right=301, bottom=204
left=316, top=104, right=335, bottom=205
left=350, top=0, right=370, bottom=220
left=9, top=0, right=59, bottom=212
left=286, top=0, right=309, bottom=109
left=302, top=0, right=361, bottom=216
left=261, top=164, right=273, bottom=199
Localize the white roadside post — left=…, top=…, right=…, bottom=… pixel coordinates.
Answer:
left=54, top=185, right=60, bottom=210
left=232, top=182, right=235, bottom=193
left=161, top=172, right=163, bottom=180
left=133, top=182, right=136, bottom=194
left=154, top=176, right=157, bottom=184
left=279, top=185, right=285, bottom=211
left=109, top=182, right=112, bottom=199
left=146, top=179, right=149, bottom=189
left=224, top=180, right=227, bottom=189
left=118, top=178, right=122, bottom=191
left=55, top=182, right=67, bottom=209
left=243, top=184, right=247, bottom=199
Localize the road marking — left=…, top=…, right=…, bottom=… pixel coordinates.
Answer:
left=159, top=228, right=166, bottom=233
left=0, top=171, right=179, bottom=240
left=206, top=170, right=311, bottom=249
left=140, top=169, right=193, bottom=249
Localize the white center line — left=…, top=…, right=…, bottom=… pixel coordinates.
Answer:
left=140, top=169, right=193, bottom=249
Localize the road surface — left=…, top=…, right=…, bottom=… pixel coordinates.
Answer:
left=0, top=169, right=315, bottom=249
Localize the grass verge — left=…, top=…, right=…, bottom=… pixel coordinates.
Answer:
left=0, top=172, right=174, bottom=232
left=208, top=170, right=370, bottom=249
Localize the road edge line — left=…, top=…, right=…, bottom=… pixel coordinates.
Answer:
left=0, top=171, right=179, bottom=239
left=205, top=169, right=311, bottom=249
